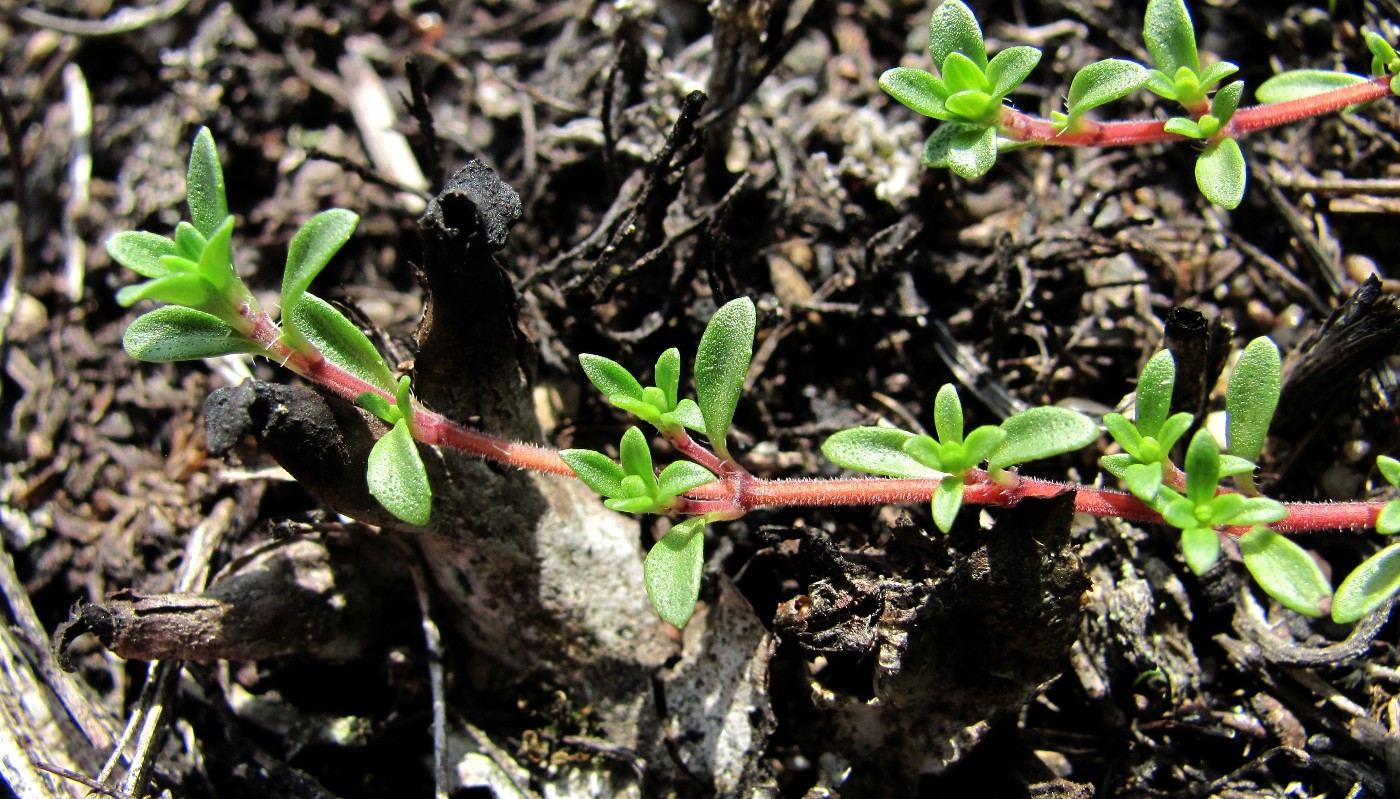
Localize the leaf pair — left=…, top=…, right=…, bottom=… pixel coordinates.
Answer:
left=1142, top=0, right=1239, bottom=108
left=560, top=428, right=717, bottom=515
left=822, top=384, right=1098, bottom=532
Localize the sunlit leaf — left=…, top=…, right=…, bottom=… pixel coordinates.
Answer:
left=668, top=399, right=706, bottom=433
left=122, top=306, right=261, bottom=362
left=1333, top=543, right=1400, bottom=622
left=658, top=461, right=718, bottom=500
left=823, top=427, right=943, bottom=478
left=932, top=478, right=964, bottom=533
left=985, top=46, right=1041, bottom=100
left=366, top=419, right=432, bottom=525
left=1062, top=59, right=1149, bottom=130
left=655, top=348, right=681, bottom=410
left=1226, top=336, right=1280, bottom=467
left=988, top=406, right=1098, bottom=471
left=644, top=517, right=707, bottom=628
left=1195, top=138, right=1246, bottom=209
left=694, top=297, right=755, bottom=459
left=186, top=127, right=229, bottom=239
left=618, top=426, right=655, bottom=484
left=107, top=232, right=179, bottom=279
left=880, top=67, right=953, bottom=121
left=1183, top=429, right=1221, bottom=506
left=116, top=273, right=221, bottom=311
left=928, top=123, right=998, bottom=179
left=560, top=449, right=627, bottom=498
left=1239, top=526, right=1331, bottom=617
left=1135, top=351, right=1176, bottom=437
left=1181, top=526, right=1220, bottom=574
left=580, top=354, right=645, bottom=402
left=929, top=0, right=986, bottom=71
left=1256, top=70, right=1370, bottom=104
left=281, top=209, right=359, bottom=317
left=287, top=293, right=396, bottom=392
left=1210, top=81, right=1244, bottom=122
left=356, top=392, right=398, bottom=424
left=1143, top=0, right=1199, bottom=76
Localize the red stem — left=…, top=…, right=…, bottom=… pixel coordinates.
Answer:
left=996, top=75, right=1394, bottom=147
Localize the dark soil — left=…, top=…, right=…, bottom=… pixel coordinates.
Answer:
left=4, top=0, right=1400, bottom=797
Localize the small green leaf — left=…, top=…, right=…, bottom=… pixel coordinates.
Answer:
left=822, top=427, right=944, bottom=478
left=106, top=232, right=179, bottom=279
left=933, top=384, right=964, bottom=445
left=1210, top=81, right=1244, bottom=124
left=174, top=222, right=207, bottom=261
left=988, top=406, right=1099, bottom=471
left=1222, top=496, right=1287, bottom=527
left=880, top=67, right=953, bottom=121
left=356, top=392, right=398, bottom=424
left=942, top=123, right=999, bottom=179
left=1135, top=351, right=1176, bottom=437
left=1062, top=59, right=1150, bottom=130
left=1197, top=61, right=1240, bottom=92
left=187, top=127, right=229, bottom=239
left=693, top=297, right=755, bottom=459
left=1163, top=117, right=1203, bottom=138
left=1145, top=69, right=1179, bottom=100
left=611, top=396, right=665, bottom=427
left=287, top=293, right=397, bottom=392
left=657, top=461, right=718, bottom=500
left=1124, top=462, right=1164, bottom=502
left=580, top=354, right=645, bottom=402
left=1378, top=455, right=1400, bottom=487
left=1143, top=0, right=1199, bottom=76
left=1181, top=526, right=1221, bottom=574
left=116, top=273, right=221, bottom=311
left=962, top=425, right=1007, bottom=468
left=903, top=435, right=947, bottom=472
left=560, top=449, right=627, bottom=498
left=1256, top=70, right=1370, bottom=104
left=932, top=477, right=964, bottom=533
left=1218, top=454, right=1257, bottom=478
left=1183, top=429, right=1221, bottom=506
left=1100, top=452, right=1136, bottom=481
left=367, top=419, right=432, bottom=525
left=281, top=209, right=360, bottom=318
left=655, top=348, right=681, bottom=410
left=122, top=306, right=261, bottom=362
left=1366, top=30, right=1399, bottom=71
left=985, top=46, right=1042, bottom=100
left=1239, top=527, right=1331, bottom=617
left=1103, top=413, right=1145, bottom=460
left=607, top=496, right=657, bottom=514
left=1333, top=544, right=1400, bottom=623
left=944, top=89, right=995, bottom=122
left=644, top=517, right=707, bottom=628
left=1226, top=336, right=1281, bottom=468
left=1378, top=502, right=1400, bottom=536
left=194, top=215, right=236, bottom=294
left=618, top=426, right=655, bottom=483
left=929, top=0, right=987, bottom=72
left=1195, top=138, right=1246, bottom=210
left=940, top=51, right=990, bottom=94
left=668, top=399, right=706, bottom=433
left=1156, top=413, right=1194, bottom=454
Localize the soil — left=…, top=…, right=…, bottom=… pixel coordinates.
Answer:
left=3, top=0, right=1400, bottom=797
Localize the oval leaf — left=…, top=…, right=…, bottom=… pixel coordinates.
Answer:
left=822, top=427, right=943, bottom=478
left=667, top=399, right=707, bottom=433
left=932, top=477, right=964, bottom=534
left=288, top=293, right=397, bottom=392
left=186, top=127, right=229, bottom=239
left=580, top=353, right=645, bottom=402
left=618, top=426, right=655, bottom=482
left=116, top=273, right=221, bottom=311
left=1144, top=0, right=1199, bottom=76
left=123, top=306, right=261, bottom=362
left=1226, top=336, right=1280, bottom=466
left=1181, top=526, right=1221, bottom=574
left=929, top=0, right=986, bottom=71
left=1256, top=70, right=1370, bottom=104
left=694, top=297, right=755, bottom=458
left=658, top=461, right=718, bottom=500
left=988, top=407, right=1099, bottom=471
left=645, top=517, right=707, bottom=628
left=1333, top=544, right=1400, bottom=623
left=1238, top=527, right=1331, bottom=617
left=1135, top=350, right=1176, bottom=437
left=879, top=67, right=952, bottom=120
left=560, top=449, right=627, bottom=498
left=1195, top=138, right=1247, bottom=209
left=282, top=209, right=360, bottom=313
left=367, top=419, right=432, bottom=525
left=106, top=231, right=179, bottom=279
left=655, top=348, right=681, bottom=410
left=986, top=46, right=1041, bottom=100
left=1063, top=59, right=1149, bottom=129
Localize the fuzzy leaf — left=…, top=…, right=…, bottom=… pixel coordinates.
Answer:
left=1103, top=413, right=1144, bottom=460
left=1181, top=526, right=1221, bottom=574
left=1239, top=527, right=1331, bottom=617
left=645, top=517, right=707, bottom=628
left=194, top=215, right=236, bottom=294
left=287, top=293, right=396, bottom=392
left=1156, top=413, right=1194, bottom=454
left=655, top=348, right=681, bottom=410
left=1100, top=452, right=1136, bottom=481
left=985, top=46, right=1041, bottom=100
left=1256, top=70, right=1370, bottom=104
left=823, top=427, right=943, bottom=478
left=929, top=0, right=986, bottom=71
left=1197, top=61, right=1240, bottom=91
left=694, top=297, right=755, bottom=458
left=1195, top=138, right=1246, bottom=209
left=560, top=449, right=628, bottom=498
left=658, top=461, right=718, bottom=500
left=618, top=426, right=655, bottom=482
left=1143, top=0, right=1199, bottom=76
left=1217, top=454, right=1257, bottom=478
left=962, top=425, right=1007, bottom=467
left=581, top=354, right=645, bottom=402
left=356, top=392, right=398, bottom=424
left=186, top=128, right=229, bottom=239
left=281, top=209, right=359, bottom=316
left=880, top=67, right=953, bottom=120
left=1145, top=69, right=1178, bottom=100
left=366, top=419, right=431, bottom=525
left=107, top=231, right=179, bottom=278
left=1223, top=496, right=1287, bottom=527
left=1163, top=117, right=1203, bottom=138
left=123, top=306, right=260, bottom=362
left=933, top=384, right=963, bottom=445
left=940, top=51, right=989, bottom=95
left=1226, top=336, right=1281, bottom=465
left=1135, top=350, right=1176, bottom=437
left=174, top=222, right=207, bottom=261
left=1184, top=429, right=1221, bottom=506
left=925, top=123, right=998, bottom=179
left=1124, top=462, right=1164, bottom=503
left=668, top=399, right=706, bottom=433
left=932, top=478, right=964, bottom=534
left=1062, top=59, right=1149, bottom=129
left=116, top=273, right=221, bottom=311
left=1333, top=544, right=1400, bottom=623
left=988, top=406, right=1098, bottom=471
left=1211, top=81, right=1244, bottom=124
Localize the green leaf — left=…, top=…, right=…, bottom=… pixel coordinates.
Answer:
left=1226, top=336, right=1280, bottom=468
left=944, top=90, right=995, bottom=121
left=693, top=297, right=755, bottom=459
left=1163, top=117, right=1203, bottom=138
left=194, top=215, right=236, bottom=294
left=1239, top=527, right=1331, bottom=617
left=1181, top=526, right=1221, bottom=574
left=655, top=348, right=681, bottom=410
left=1378, top=455, right=1400, bottom=487
left=1124, top=462, right=1164, bottom=503
left=962, top=425, right=1007, bottom=468
left=1222, top=496, right=1287, bottom=527
left=1143, top=0, right=1199, bottom=76
left=186, top=127, right=229, bottom=239
left=356, top=391, right=398, bottom=424
left=618, top=426, right=655, bottom=483
left=985, top=46, right=1041, bottom=100
left=1145, top=69, right=1179, bottom=100
left=933, top=384, right=964, bottom=445
left=1156, top=413, right=1194, bottom=454
left=1100, top=453, right=1136, bottom=481
left=1217, top=454, right=1257, bottom=478
left=942, top=123, right=999, bottom=179
left=580, top=353, right=645, bottom=402
left=644, top=517, right=707, bottom=628
left=281, top=209, right=360, bottom=318
left=1183, top=429, right=1221, bottom=506
left=1378, top=502, right=1400, bottom=536
left=1135, top=351, right=1176, bottom=437
left=611, top=396, right=665, bottom=427
left=287, top=293, right=397, bottom=392
left=560, top=449, right=628, bottom=498
left=940, top=51, right=990, bottom=94
left=1366, top=30, right=1399, bottom=69
left=1256, top=70, right=1370, bottom=104
left=174, top=222, right=207, bottom=261
left=1210, top=81, right=1244, bottom=124
left=668, top=399, right=706, bottom=433
left=880, top=67, right=953, bottom=121
left=122, top=306, right=261, bottom=362
left=1333, top=544, right=1400, bottom=623
left=606, top=496, right=657, bottom=514
left=929, top=0, right=986, bottom=72
left=1195, top=138, right=1246, bottom=210
left=116, top=273, right=221, bottom=311
left=107, top=232, right=179, bottom=279
left=932, top=477, right=964, bottom=533
left=1197, top=61, right=1240, bottom=92
left=367, top=419, right=432, bottom=525
left=988, top=406, right=1099, bottom=471
left=1104, top=413, right=1145, bottom=460
left=822, top=427, right=944, bottom=478
left=903, top=435, right=946, bottom=472
left=1062, top=59, right=1149, bottom=130
left=658, top=461, right=718, bottom=500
